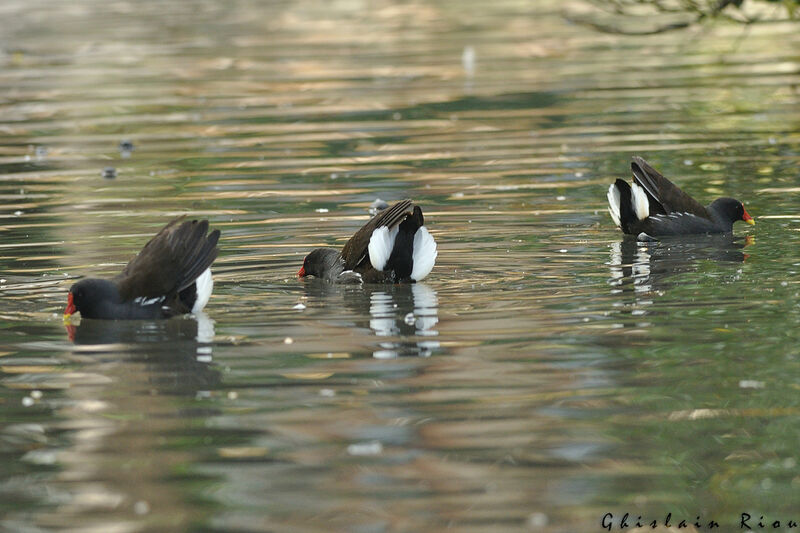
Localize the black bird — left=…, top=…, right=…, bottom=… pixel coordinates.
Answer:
left=298, top=199, right=437, bottom=283
left=64, top=217, right=220, bottom=320
left=608, top=156, right=754, bottom=239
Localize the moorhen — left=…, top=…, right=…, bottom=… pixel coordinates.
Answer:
left=64, top=217, right=220, bottom=320
left=298, top=199, right=437, bottom=283
left=608, top=156, right=754, bottom=239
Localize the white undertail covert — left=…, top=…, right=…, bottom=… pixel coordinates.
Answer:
left=410, top=227, right=437, bottom=281
left=631, top=182, right=650, bottom=220
left=368, top=226, right=399, bottom=271
left=192, top=268, right=213, bottom=313
left=607, top=183, right=621, bottom=227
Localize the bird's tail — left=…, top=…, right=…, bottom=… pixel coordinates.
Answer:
left=608, top=179, right=649, bottom=233
left=368, top=206, right=437, bottom=281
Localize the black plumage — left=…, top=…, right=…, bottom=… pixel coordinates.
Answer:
left=65, top=217, right=220, bottom=320
left=608, top=156, right=754, bottom=238
left=299, top=200, right=435, bottom=284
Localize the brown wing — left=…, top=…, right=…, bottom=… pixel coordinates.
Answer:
left=341, top=199, right=413, bottom=270
left=631, top=156, right=709, bottom=218
left=114, top=217, right=220, bottom=301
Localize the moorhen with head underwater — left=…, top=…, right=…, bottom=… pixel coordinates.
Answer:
left=298, top=199, right=437, bottom=284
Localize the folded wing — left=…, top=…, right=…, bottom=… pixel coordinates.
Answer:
left=631, top=156, right=708, bottom=218
left=342, top=199, right=413, bottom=271
left=639, top=212, right=720, bottom=236
left=115, top=217, right=220, bottom=301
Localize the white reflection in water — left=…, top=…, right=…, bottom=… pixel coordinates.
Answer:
left=633, top=247, right=651, bottom=294
left=69, top=314, right=216, bottom=363
left=609, top=241, right=623, bottom=282
left=195, top=312, right=215, bottom=343
left=608, top=235, right=749, bottom=322
left=608, top=240, right=655, bottom=321
left=608, top=240, right=653, bottom=294
left=369, top=283, right=439, bottom=359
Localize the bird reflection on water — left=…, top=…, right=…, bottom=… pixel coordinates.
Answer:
left=369, top=283, right=439, bottom=359
left=301, top=281, right=439, bottom=358
left=66, top=313, right=219, bottom=395
left=608, top=234, right=752, bottom=306
left=67, top=312, right=214, bottom=344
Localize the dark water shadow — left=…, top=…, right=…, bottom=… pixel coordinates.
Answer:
left=301, top=281, right=439, bottom=358
left=66, top=313, right=220, bottom=395
left=608, top=234, right=750, bottom=298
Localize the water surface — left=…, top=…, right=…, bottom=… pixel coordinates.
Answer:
left=1, top=1, right=800, bottom=531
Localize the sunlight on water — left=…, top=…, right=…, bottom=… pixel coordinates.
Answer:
left=1, top=0, right=799, bottom=531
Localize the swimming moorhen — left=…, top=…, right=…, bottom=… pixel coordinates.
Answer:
left=608, top=156, right=754, bottom=239
left=64, top=217, right=220, bottom=320
left=298, top=199, right=437, bottom=283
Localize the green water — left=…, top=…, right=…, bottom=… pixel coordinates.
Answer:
left=1, top=0, right=799, bottom=531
